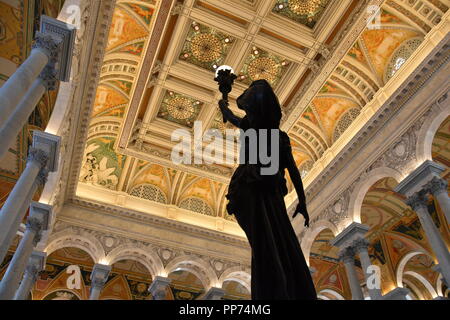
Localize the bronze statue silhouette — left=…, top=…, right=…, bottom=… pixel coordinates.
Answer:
left=218, top=79, right=317, bottom=300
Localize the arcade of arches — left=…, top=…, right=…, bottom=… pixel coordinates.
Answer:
left=0, top=0, right=449, bottom=300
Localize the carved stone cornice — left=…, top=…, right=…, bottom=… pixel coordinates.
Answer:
left=35, top=0, right=112, bottom=250
left=61, top=0, right=117, bottom=201
left=51, top=220, right=251, bottom=273
left=68, top=197, right=249, bottom=249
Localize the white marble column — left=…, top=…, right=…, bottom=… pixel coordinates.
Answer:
left=14, top=251, right=47, bottom=300
left=203, top=287, right=225, bottom=300
left=0, top=15, right=75, bottom=159
left=0, top=203, right=50, bottom=300
left=406, top=191, right=450, bottom=285
left=0, top=32, right=58, bottom=128
left=89, top=264, right=111, bottom=300
left=0, top=69, right=55, bottom=159
left=149, top=276, right=172, bottom=300
left=338, top=247, right=364, bottom=300
left=425, top=177, right=450, bottom=224
left=0, top=131, right=59, bottom=265
left=1, top=175, right=42, bottom=264
left=0, top=149, right=48, bottom=264
left=353, top=238, right=382, bottom=300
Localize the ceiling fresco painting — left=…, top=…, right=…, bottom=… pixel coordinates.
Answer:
left=0, top=0, right=449, bottom=301
left=72, top=0, right=448, bottom=235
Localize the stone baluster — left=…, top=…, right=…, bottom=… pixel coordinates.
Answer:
left=0, top=203, right=51, bottom=299
left=149, top=276, right=172, bottom=300
left=14, top=251, right=47, bottom=300
left=89, top=264, right=111, bottom=300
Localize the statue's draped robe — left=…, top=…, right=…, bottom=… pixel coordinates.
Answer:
left=224, top=82, right=317, bottom=300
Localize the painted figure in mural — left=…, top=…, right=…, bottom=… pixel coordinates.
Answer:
left=218, top=79, right=317, bottom=300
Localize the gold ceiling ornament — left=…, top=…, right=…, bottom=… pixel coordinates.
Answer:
left=190, top=33, right=223, bottom=62
left=166, top=97, right=196, bottom=120
left=247, top=57, right=279, bottom=83
left=288, top=0, right=323, bottom=16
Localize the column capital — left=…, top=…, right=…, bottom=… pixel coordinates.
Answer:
left=352, top=238, right=370, bottom=253
left=90, top=264, right=111, bottom=289
left=38, top=15, right=77, bottom=82
left=339, top=246, right=356, bottom=264
left=32, top=32, right=63, bottom=62
left=425, top=177, right=448, bottom=196
left=330, top=222, right=369, bottom=249
left=204, top=287, right=225, bottom=300
left=27, top=148, right=49, bottom=170
left=405, top=191, right=429, bottom=211
left=149, top=276, right=172, bottom=300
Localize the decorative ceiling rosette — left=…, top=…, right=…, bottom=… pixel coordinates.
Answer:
left=180, top=21, right=234, bottom=72
left=157, top=90, right=203, bottom=128
left=237, top=46, right=289, bottom=88
left=272, top=0, right=331, bottom=28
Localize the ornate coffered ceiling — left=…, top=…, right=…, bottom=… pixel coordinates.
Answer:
left=74, top=0, right=448, bottom=235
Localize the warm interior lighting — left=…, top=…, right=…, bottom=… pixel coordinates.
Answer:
left=215, top=65, right=235, bottom=78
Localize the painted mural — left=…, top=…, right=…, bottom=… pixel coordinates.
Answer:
left=293, top=7, right=427, bottom=167
left=79, top=137, right=125, bottom=190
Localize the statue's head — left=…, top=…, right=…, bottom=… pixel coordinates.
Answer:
left=236, top=79, right=282, bottom=129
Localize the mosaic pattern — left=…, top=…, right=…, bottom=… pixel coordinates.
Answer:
left=272, top=0, right=331, bottom=28
left=237, top=47, right=289, bottom=87
left=180, top=21, right=234, bottom=72
left=157, top=91, right=203, bottom=127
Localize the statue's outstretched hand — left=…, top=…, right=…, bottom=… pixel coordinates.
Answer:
left=293, top=202, right=310, bottom=227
